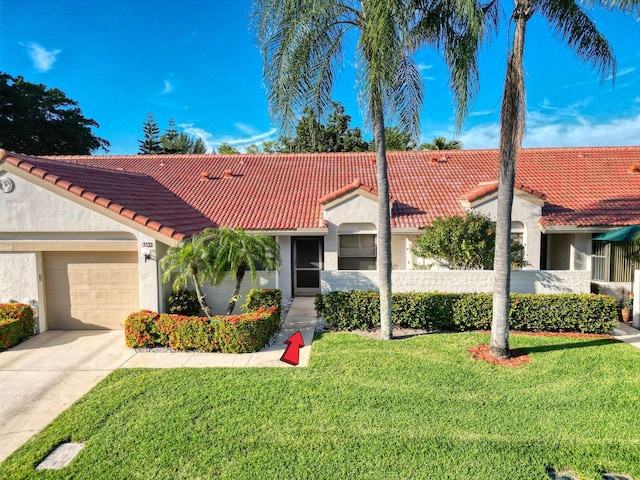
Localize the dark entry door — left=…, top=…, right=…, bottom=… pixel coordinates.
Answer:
left=293, top=237, right=323, bottom=296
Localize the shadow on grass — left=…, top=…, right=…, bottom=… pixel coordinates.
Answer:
left=518, top=338, right=620, bottom=355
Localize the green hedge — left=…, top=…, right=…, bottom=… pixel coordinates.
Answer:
left=167, top=290, right=201, bottom=316
left=125, top=289, right=282, bottom=353
left=315, top=291, right=618, bottom=334
left=242, top=288, right=283, bottom=315
left=0, top=303, right=35, bottom=350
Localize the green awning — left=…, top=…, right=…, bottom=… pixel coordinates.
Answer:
left=592, top=225, right=640, bottom=242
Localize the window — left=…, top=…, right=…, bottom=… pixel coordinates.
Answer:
left=338, top=234, right=376, bottom=270
left=592, top=240, right=637, bottom=282
left=592, top=241, right=609, bottom=281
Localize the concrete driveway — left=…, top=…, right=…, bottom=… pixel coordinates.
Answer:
left=0, top=330, right=135, bottom=462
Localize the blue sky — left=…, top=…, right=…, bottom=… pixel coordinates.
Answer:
left=1, top=0, right=639, bottom=154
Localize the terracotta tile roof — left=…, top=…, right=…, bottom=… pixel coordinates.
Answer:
left=2, top=152, right=213, bottom=241
left=460, top=180, right=546, bottom=203
left=3, top=146, right=640, bottom=240
left=319, top=179, right=379, bottom=204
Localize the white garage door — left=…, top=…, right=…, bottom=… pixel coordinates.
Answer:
left=44, top=251, right=139, bottom=329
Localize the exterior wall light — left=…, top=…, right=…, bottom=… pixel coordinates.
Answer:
left=141, top=245, right=155, bottom=263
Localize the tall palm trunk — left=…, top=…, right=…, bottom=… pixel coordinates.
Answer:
left=490, top=0, right=531, bottom=359
left=227, top=264, right=246, bottom=315
left=372, top=91, right=393, bottom=340
left=190, top=272, right=212, bottom=319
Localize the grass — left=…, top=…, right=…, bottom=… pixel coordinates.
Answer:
left=2, top=331, right=640, bottom=479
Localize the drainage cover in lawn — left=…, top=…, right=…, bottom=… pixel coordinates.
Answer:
left=36, top=443, right=85, bottom=470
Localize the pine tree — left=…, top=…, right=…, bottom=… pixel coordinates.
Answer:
left=138, top=113, right=162, bottom=154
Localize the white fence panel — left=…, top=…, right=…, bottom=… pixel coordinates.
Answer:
left=321, top=270, right=591, bottom=295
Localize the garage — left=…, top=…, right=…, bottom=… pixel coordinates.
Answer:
left=44, top=251, right=139, bottom=329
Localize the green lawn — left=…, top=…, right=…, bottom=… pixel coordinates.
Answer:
left=3, top=332, right=640, bottom=479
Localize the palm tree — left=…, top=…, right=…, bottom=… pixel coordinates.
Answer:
left=489, top=0, right=620, bottom=358
left=252, top=0, right=494, bottom=339
left=202, top=228, right=280, bottom=315
left=420, top=136, right=463, bottom=150
left=161, top=235, right=215, bottom=318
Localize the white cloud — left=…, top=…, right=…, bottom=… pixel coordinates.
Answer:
left=162, top=80, right=174, bottom=94
left=459, top=113, right=640, bottom=150
left=25, top=42, right=62, bottom=72
left=606, top=66, right=636, bottom=82
left=179, top=123, right=279, bottom=153
left=234, top=123, right=260, bottom=136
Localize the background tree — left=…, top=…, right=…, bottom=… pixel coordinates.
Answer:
left=163, top=131, right=208, bottom=154
left=202, top=228, right=280, bottom=315
left=161, top=118, right=180, bottom=153
left=489, top=0, right=621, bottom=359
left=161, top=235, right=215, bottom=318
left=280, top=102, right=369, bottom=152
left=0, top=72, right=110, bottom=155
left=217, top=142, right=240, bottom=154
left=254, top=0, right=493, bottom=339
left=369, top=126, right=417, bottom=151
left=138, top=113, right=162, bottom=154
left=246, top=143, right=262, bottom=154
left=139, top=116, right=208, bottom=154
left=420, top=136, right=463, bottom=150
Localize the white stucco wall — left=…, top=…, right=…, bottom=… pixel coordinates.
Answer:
left=276, top=236, right=293, bottom=299
left=472, top=193, right=543, bottom=269
left=323, top=193, right=380, bottom=271
left=594, top=281, right=632, bottom=299
left=0, top=252, right=38, bottom=302
left=198, top=272, right=278, bottom=316
left=0, top=170, right=167, bottom=325
left=321, top=270, right=590, bottom=294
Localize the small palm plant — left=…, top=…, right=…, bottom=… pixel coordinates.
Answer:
left=161, top=235, right=215, bottom=318
left=202, top=228, right=281, bottom=315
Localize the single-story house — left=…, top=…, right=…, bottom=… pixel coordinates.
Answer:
left=2, top=146, right=640, bottom=332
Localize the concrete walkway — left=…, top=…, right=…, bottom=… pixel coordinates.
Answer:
left=612, top=321, right=640, bottom=349
left=121, top=296, right=319, bottom=368
left=0, top=298, right=319, bottom=462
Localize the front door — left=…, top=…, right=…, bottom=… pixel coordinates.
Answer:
left=293, top=237, right=323, bottom=296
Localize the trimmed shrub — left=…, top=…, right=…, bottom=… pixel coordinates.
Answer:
left=168, top=290, right=201, bottom=316
left=124, top=303, right=280, bottom=353
left=392, top=292, right=463, bottom=331
left=242, top=288, right=282, bottom=315
left=0, top=303, right=35, bottom=350
left=215, top=306, right=280, bottom=353
left=315, top=290, right=380, bottom=330
left=124, top=310, right=161, bottom=348
left=158, top=314, right=218, bottom=351
left=316, top=291, right=618, bottom=334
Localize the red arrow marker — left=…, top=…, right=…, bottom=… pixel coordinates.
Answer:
left=280, top=330, right=305, bottom=366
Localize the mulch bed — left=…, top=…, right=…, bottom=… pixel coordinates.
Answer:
left=467, top=344, right=531, bottom=367
left=468, top=330, right=615, bottom=367
left=336, top=326, right=616, bottom=368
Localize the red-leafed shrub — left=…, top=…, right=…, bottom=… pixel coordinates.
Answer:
left=0, top=303, right=35, bottom=350
left=124, top=310, right=160, bottom=348
left=214, top=306, right=280, bottom=353
left=157, top=314, right=218, bottom=351
left=124, top=289, right=281, bottom=353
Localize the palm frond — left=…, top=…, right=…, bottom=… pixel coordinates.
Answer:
left=252, top=0, right=356, bottom=133
left=538, top=0, right=616, bottom=80
left=411, top=0, right=499, bottom=129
